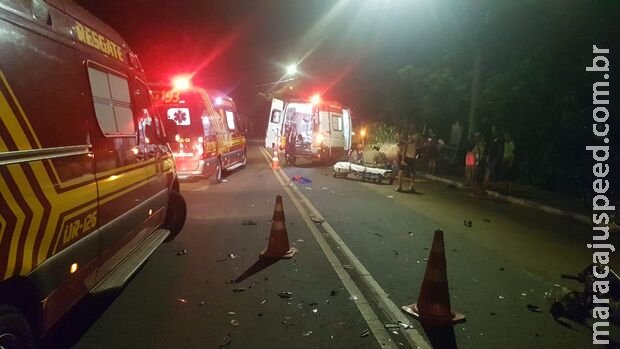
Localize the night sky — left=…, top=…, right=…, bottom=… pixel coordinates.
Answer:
left=76, top=0, right=469, bottom=121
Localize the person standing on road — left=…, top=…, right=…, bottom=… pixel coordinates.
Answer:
left=471, top=132, right=486, bottom=197
left=285, top=126, right=297, bottom=166
left=395, top=141, right=409, bottom=192
left=501, top=132, right=516, bottom=194
left=395, top=125, right=418, bottom=193
left=425, top=130, right=439, bottom=175
left=404, top=125, right=419, bottom=191
left=484, top=127, right=503, bottom=191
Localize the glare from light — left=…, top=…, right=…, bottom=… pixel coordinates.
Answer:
left=310, top=94, right=321, bottom=105
left=172, top=76, right=191, bottom=91
left=360, top=128, right=367, bottom=137
left=315, top=133, right=325, bottom=144
left=70, top=263, right=78, bottom=274
left=215, top=97, right=223, bottom=105
left=286, top=64, right=298, bottom=75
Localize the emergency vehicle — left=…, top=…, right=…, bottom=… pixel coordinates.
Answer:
left=265, top=96, right=353, bottom=163
left=151, top=84, right=247, bottom=183
left=0, top=1, right=186, bottom=347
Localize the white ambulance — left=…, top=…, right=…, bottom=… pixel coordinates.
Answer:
left=265, top=96, right=353, bottom=163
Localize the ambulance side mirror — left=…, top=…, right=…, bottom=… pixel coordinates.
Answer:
left=164, top=119, right=178, bottom=143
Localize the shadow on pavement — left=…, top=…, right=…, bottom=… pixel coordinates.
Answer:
left=39, top=290, right=121, bottom=349
left=421, top=323, right=458, bottom=349
left=234, top=257, right=282, bottom=283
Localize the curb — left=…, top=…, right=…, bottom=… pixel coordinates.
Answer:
left=421, top=173, right=591, bottom=226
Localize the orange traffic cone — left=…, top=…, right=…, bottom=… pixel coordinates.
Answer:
left=260, top=195, right=297, bottom=259
left=271, top=149, right=280, bottom=170
left=402, top=229, right=465, bottom=326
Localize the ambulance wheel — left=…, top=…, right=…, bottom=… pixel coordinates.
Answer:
left=240, top=150, right=247, bottom=169
left=210, top=160, right=223, bottom=184
left=164, top=190, right=186, bottom=242
left=0, top=305, right=33, bottom=349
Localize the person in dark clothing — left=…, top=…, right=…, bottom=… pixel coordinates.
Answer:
left=425, top=131, right=439, bottom=175
left=484, top=127, right=503, bottom=191
left=284, top=127, right=297, bottom=166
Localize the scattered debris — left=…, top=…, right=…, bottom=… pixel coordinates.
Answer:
left=260, top=300, right=267, bottom=305
left=342, top=264, right=352, bottom=270
left=176, top=298, right=189, bottom=303
left=360, top=329, right=370, bottom=337
left=257, top=313, right=264, bottom=317
left=241, top=220, right=257, bottom=226
left=222, top=179, right=228, bottom=182
left=309, top=302, right=318, bottom=306
left=408, top=232, right=414, bottom=236
left=526, top=304, right=543, bottom=313
left=349, top=295, right=359, bottom=301
left=483, top=218, right=491, bottom=223
left=227, top=312, right=237, bottom=315
left=498, top=296, right=505, bottom=300
left=219, top=333, right=232, bottom=347
left=312, top=309, right=318, bottom=314
left=297, top=239, right=305, bottom=243
left=499, top=267, right=505, bottom=271
left=278, top=291, right=293, bottom=299
left=292, top=175, right=312, bottom=184
left=199, top=301, right=206, bottom=306
left=397, top=321, right=414, bottom=329
left=385, top=323, right=400, bottom=330
left=330, top=289, right=338, bottom=296
left=176, top=249, right=187, bottom=256
left=521, top=293, right=527, bottom=297
left=464, top=220, right=473, bottom=227
left=230, top=319, right=239, bottom=327
left=393, top=250, right=399, bottom=255
left=310, top=216, right=325, bottom=224
left=233, top=288, right=246, bottom=293
left=302, top=330, right=313, bottom=337
left=373, top=233, right=383, bottom=237
left=490, top=312, right=496, bottom=316
left=228, top=254, right=238, bottom=259
left=387, top=195, right=394, bottom=199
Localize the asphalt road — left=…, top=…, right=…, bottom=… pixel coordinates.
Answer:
left=42, top=144, right=618, bottom=348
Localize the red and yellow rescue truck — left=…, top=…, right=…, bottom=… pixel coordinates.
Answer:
left=151, top=83, right=247, bottom=183
left=0, top=1, right=186, bottom=346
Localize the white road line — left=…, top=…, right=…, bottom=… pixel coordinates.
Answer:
left=260, top=150, right=397, bottom=349
left=259, top=147, right=431, bottom=349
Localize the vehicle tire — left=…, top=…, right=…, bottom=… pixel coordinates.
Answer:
left=163, top=190, right=187, bottom=242
left=388, top=178, right=394, bottom=185
left=332, top=172, right=337, bottom=178
left=210, top=159, right=223, bottom=184
left=0, top=305, right=34, bottom=349
left=240, top=150, right=247, bottom=169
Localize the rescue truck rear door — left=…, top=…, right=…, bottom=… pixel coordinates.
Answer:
left=266, top=98, right=284, bottom=148
left=328, top=110, right=345, bottom=158
left=343, top=108, right=352, bottom=152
